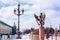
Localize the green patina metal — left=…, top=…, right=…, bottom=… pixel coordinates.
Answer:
left=12, top=25, right=16, bottom=35
left=0, top=21, right=12, bottom=28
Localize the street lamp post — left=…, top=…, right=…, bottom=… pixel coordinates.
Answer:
left=14, top=3, right=24, bottom=39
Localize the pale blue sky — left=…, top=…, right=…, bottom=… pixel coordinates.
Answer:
left=0, top=0, right=60, bottom=32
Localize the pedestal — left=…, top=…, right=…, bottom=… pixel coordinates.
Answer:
left=39, top=26, right=44, bottom=40
left=16, top=31, right=21, bottom=39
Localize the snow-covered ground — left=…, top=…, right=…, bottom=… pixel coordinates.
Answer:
left=0, top=34, right=60, bottom=40
left=0, top=34, right=30, bottom=40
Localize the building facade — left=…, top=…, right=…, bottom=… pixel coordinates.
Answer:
left=0, top=21, right=16, bottom=35
left=30, top=29, right=39, bottom=40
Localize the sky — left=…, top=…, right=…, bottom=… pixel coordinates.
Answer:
left=0, top=0, right=60, bottom=40
left=0, top=0, right=60, bottom=30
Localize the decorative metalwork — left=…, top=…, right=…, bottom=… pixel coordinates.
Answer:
left=14, top=3, right=24, bottom=39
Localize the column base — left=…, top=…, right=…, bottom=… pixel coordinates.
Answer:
left=16, top=36, right=21, bottom=39
left=16, top=31, right=21, bottom=39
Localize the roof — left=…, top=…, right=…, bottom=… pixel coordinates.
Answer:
left=0, top=21, right=12, bottom=28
